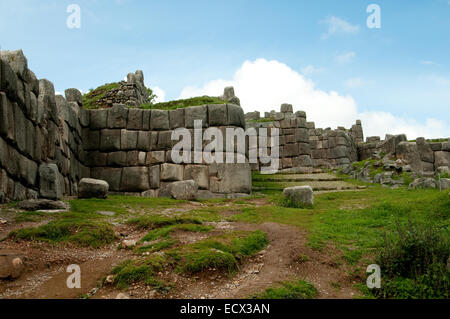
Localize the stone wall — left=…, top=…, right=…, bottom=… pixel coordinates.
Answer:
left=358, top=134, right=450, bottom=174
left=0, top=50, right=88, bottom=202
left=245, top=104, right=360, bottom=170
left=0, top=50, right=251, bottom=202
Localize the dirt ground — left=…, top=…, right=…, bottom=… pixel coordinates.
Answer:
left=0, top=200, right=361, bottom=299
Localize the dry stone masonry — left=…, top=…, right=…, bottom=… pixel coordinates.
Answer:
left=0, top=50, right=251, bottom=202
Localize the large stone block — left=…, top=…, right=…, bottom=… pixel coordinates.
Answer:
left=280, top=103, right=293, bottom=113
left=184, top=165, right=209, bottom=189
left=160, top=163, right=184, bottom=181
left=38, top=79, right=58, bottom=123
left=121, top=167, right=149, bottom=191
left=150, top=109, right=169, bottom=130
left=434, top=151, right=450, bottom=169
left=107, top=151, right=127, bottom=167
left=145, top=165, right=159, bottom=190
left=416, top=137, right=434, bottom=163
left=283, top=185, right=313, bottom=206
left=39, top=163, right=62, bottom=200
left=396, top=142, right=422, bottom=172
left=168, top=180, right=198, bottom=200
left=65, top=88, right=83, bottom=106
left=120, top=129, right=138, bottom=150
left=137, top=131, right=151, bottom=151
left=146, top=151, right=165, bottom=165
left=169, top=108, right=185, bottom=129
left=208, top=104, right=228, bottom=126
left=89, top=110, right=108, bottom=129
left=209, top=163, right=251, bottom=194
left=157, top=130, right=174, bottom=150
left=0, top=59, right=19, bottom=102
left=0, top=92, right=9, bottom=138
left=107, top=104, right=128, bottom=128
left=91, top=167, right=122, bottom=191
left=80, top=108, right=90, bottom=127
left=82, top=128, right=100, bottom=151
left=100, top=129, right=121, bottom=152
left=185, top=105, right=207, bottom=128
left=127, top=108, right=143, bottom=130
left=78, top=178, right=109, bottom=199
left=13, top=104, right=26, bottom=153
left=0, top=50, right=28, bottom=79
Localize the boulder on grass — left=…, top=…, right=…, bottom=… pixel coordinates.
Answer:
left=408, top=177, right=437, bottom=189
left=168, top=180, right=198, bottom=200
left=440, top=178, right=450, bottom=190
left=282, top=186, right=314, bottom=207
left=78, top=178, right=109, bottom=199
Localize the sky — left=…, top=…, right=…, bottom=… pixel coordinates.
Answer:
left=1, top=0, right=449, bottom=139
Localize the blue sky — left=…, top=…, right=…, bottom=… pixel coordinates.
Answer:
left=1, top=0, right=449, bottom=138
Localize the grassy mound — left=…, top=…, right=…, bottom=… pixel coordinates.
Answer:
left=82, top=82, right=120, bottom=109
left=9, top=219, right=116, bottom=248
left=253, top=279, right=318, bottom=299
left=141, top=96, right=225, bottom=110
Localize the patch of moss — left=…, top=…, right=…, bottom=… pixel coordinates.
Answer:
left=9, top=219, right=116, bottom=248
left=112, top=254, right=171, bottom=290
left=140, top=224, right=213, bottom=242
left=252, top=279, right=318, bottom=299
left=127, top=215, right=202, bottom=230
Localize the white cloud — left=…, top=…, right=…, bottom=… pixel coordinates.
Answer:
left=335, top=51, right=356, bottom=64
left=320, top=16, right=360, bottom=39
left=301, top=65, right=325, bottom=76
left=151, top=86, right=166, bottom=103
left=178, top=58, right=450, bottom=139
left=420, top=60, right=441, bottom=66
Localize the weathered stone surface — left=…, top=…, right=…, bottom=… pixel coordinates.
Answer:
left=434, top=151, right=450, bottom=168
left=195, top=190, right=225, bottom=200
left=208, top=104, right=228, bottom=126
left=0, top=50, right=28, bottom=79
left=17, top=199, right=70, bottom=211
left=65, top=88, right=82, bottom=106
left=150, top=109, right=169, bottom=130
left=168, top=180, right=198, bottom=200
left=409, top=177, right=437, bottom=189
left=39, top=163, right=62, bottom=200
left=0, top=255, right=24, bottom=279
left=160, top=163, right=183, bottom=181
left=107, top=104, right=128, bottom=128
left=121, top=167, right=149, bottom=191
left=82, top=129, right=100, bottom=151
left=185, top=105, right=207, bottom=128
left=416, top=137, right=434, bottom=163
left=209, top=163, right=251, bottom=194
left=149, top=165, right=160, bottom=189
left=78, top=178, right=109, bottom=199
left=127, top=108, right=143, bottom=130
left=184, top=165, right=209, bottom=189
left=107, top=151, right=127, bottom=166
left=146, top=151, right=165, bottom=165
left=227, top=104, right=245, bottom=128
left=137, top=131, right=151, bottom=151
left=100, top=129, right=121, bottom=152
left=91, top=167, right=122, bottom=191
left=120, top=129, right=138, bottom=150
left=282, top=185, right=314, bottom=206
left=169, top=108, right=185, bottom=129
left=396, top=142, right=422, bottom=172
left=381, top=134, right=407, bottom=155
left=280, top=103, right=293, bottom=113
left=90, top=110, right=107, bottom=129
left=0, top=59, right=18, bottom=102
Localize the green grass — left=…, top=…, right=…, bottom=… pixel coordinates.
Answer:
left=135, top=239, right=178, bottom=254
left=252, top=279, right=318, bottom=299
left=82, top=82, right=120, bottom=109
left=112, top=254, right=171, bottom=290
left=141, top=96, right=226, bottom=110
left=8, top=219, right=116, bottom=248
left=140, top=224, right=213, bottom=242
left=231, top=187, right=450, bottom=267
left=169, top=230, right=269, bottom=274
left=126, top=215, right=203, bottom=230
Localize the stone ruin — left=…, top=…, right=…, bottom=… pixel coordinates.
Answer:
left=0, top=50, right=251, bottom=202
left=0, top=49, right=449, bottom=202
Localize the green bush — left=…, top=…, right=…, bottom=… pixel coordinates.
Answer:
left=374, top=221, right=450, bottom=299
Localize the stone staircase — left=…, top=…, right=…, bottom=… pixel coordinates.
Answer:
left=252, top=169, right=364, bottom=192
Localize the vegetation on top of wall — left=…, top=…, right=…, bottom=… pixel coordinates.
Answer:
left=141, top=96, right=226, bottom=110
left=248, top=117, right=275, bottom=123
left=82, top=82, right=120, bottom=109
